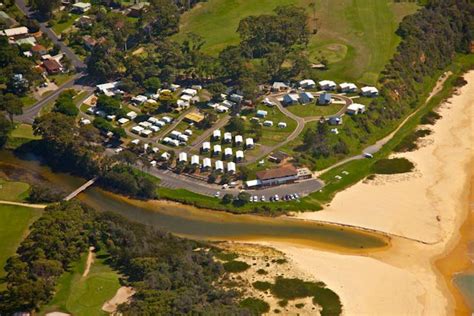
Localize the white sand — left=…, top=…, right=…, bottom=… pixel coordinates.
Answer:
left=265, top=71, right=474, bottom=315
left=102, top=286, right=135, bottom=314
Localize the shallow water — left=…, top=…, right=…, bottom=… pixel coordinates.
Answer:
left=0, top=150, right=388, bottom=251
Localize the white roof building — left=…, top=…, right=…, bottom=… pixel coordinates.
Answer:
left=202, top=141, right=211, bottom=151
left=169, top=139, right=179, bottom=147
left=224, top=147, right=233, bottom=157
left=161, top=152, right=170, bottom=160
left=283, top=93, right=299, bottom=105
left=191, top=155, right=200, bottom=165
left=221, top=100, right=235, bottom=108
left=203, top=157, right=212, bottom=168
left=178, top=152, right=188, bottom=162
left=150, top=125, right=160, bottom=132
left=213, top=144, right=222, bottom=153
left=132, top=95, right=148, bottom=104
left=180, top=94, right=193, bottom=102
left=184, top=129, right=193, bottom=136
left=140, top=129, right=153, bottom=137
left=256, top=110, right=268, bottom=117
left=299, top=79, right=316, bottom=88
left=97, top=82, right=122, bottom=97
left=118, top=118, right=129, bottom=125
left=235, top=135, right=243, bottom=144
left=213, top=129, right=221, bottom=139
left=126, top=111, right=137, bottom=119
left=278, top=122, right=287, bottom=128
left=227, top=162, right=236, bottom=173
left=346, top=103, right=366, bottom=115
left=2, top=26, right=28, bottom=37
left=319, top=80, right=337, bottom=90
left=339, top=82, right=358, bottom=92
left=272, top=82, right=289, bottom=91
left=216, top=105, right=229, bottom=113
left=162, top=116, right=172, bottom=123
left=139, top=121, right=152, bottom=128
left=215, top=160, right=224, bottom=171
left=246, top=138, right=254, bottom=148
left=263, top=120, right=273, bottom=127
left=162, top=137, right=172, bottom=144
left=178, top=134, right=189, bottom=142
left=148, top=117, right=159, bottom=124
left=246, top=179, right=262, bottom=188
left=131, top=139, right=140, bottom=145
left=170, top=130, right=181, bottom=139
left=155, top=120, right=166, bottom=127
left=224, top=132, right=232, bottom=142
left=361, top=86, right=379, bottom=97
left=72, top=2, right=91, bottom=12
left=182, top=88, right=198, bottom=96
left=131, top=126, right=144, bottom=134
left=236, top=150, right=244, bottom=160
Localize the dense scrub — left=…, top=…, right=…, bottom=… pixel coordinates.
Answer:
left=394, top=129, right=432, bottom=152
left=0, top=201, right=250, bottom=314
left=371, top=158, right=415, bottom=174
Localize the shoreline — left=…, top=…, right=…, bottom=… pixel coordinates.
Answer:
left=262, top=71, right=474, bottom=315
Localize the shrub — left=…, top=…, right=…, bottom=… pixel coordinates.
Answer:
left=420, top=110, right=441, bottom=125
left=239, top=298, right=270, bottom=316
left=256, top=269, right=268, bottom=275
left=214, top=251, right=238, bottom=261
left=252, top=281, right=272, bottom=291
left=27, top=184, right=65, bottom=203
left=371, top=158, right=414, bottom=174
left=278, top=300, right=288, bottom=307
left=394, top=129, right=431, bottom=152
left=223, top=260, right=250, bottom=273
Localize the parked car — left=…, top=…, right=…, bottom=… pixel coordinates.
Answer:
left=363, top=152, right=373, bottom=158
left=261, top=195, right=266, bottom=202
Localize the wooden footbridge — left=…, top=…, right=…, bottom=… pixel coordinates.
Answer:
left=64, top=177, right=98, bottom=201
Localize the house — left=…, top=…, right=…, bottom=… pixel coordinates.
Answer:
left=263, top=120, right=273, bottom=127
left=15, top=36, right=36, bottom=46
left=1, top=26, right=28, bottom=38
left=224, top=147, right=233, bottom=158
left=299, top=79, right=316, bottom=89
left=256, top=110, right=268, bottom=118
left=272, top=82, right=289, bottom=92
left=184, top=111, right=204, bottom=124
left=161, top=152, right=170, bottom=161
left=106, top=114, right=116, bottom=121
left=297, top=168, right=312, bottom=180
left=118, top=117, right=130, bottom=125
left=178, top=152, right=187, bottom=163
left=216, top=105, right=229, bottom=113
left=182, top=88, right=198, bottom=97
left=224, top=132, right=232, bottom=143
left=328, top=116, right=342, bottom=125
left=131, top=126, right=144, bottom=134
left=31, top=44, right=47, bottom=56
left=227, top=162, right=236, bottom=174
left=168, top=139, right=179, bottom=147
left=155, top=120, right=166, bottom=127
left=221, top=100, right=235, bottom=109
left=42, top=59, right=62, bottom=74
left=215, top=160, right=224, bottom=172
left=126, top=111, right=137, bottom=119
left=245, top=138, right=254, bottom=149
left=318, top=93, right=332, bottom=105
left=235, top=135, right=243, bottom=146
left=150, top=125, right=160, bottom=132
left=278, top=122, right=287, bottom=128
left=83, top=35, right=97, bottom=50
left=178, top=134, right=189, bottom=142
left=170, top=130, right=181, bottom=139
left=256, top=165, right=298, bottom=187
left=299, top=92, right=314, bottom=104
left=262, top=97, right=276, bottom=107
left=213, top=144, right=222, bottom=155
left=184, top=129, right=192, bottom=136
left=191, top=155, right=200, bottom=166
left=97, top=82, right=122, bottom=97
left=72, top=2, right=91, bottom=13
left=203, top=158, right=212, bottom=169
left=236, top=150, right=244, bottom=161
left=283, top=94, right=299, bottom=105
left=202, top=141, right=211, bottom=152
left=76, top=15, right=93, bottom=28
left=318, top=80, right=337, bottom=91
left=140, top=129, right=152, bottom=137
left=245, top=179, right=262, bottom=188
left=80, top=118, right=91, bottom=125
left=128, top=2, right=149, bottom=17
left=268, top=151, right=289, bottom=163
left=212, top=129, right=221, bottom=140
left=132, top=95, right=148, bottom=105
left=162, top=116, right=172, bottom=124
left=346, top=103, right=366, bottom=115
left=339, top=82, right=357, bottom=93
left=361, top=86, right=379, bottom=97
left=229, top=93, right=243, bottom=103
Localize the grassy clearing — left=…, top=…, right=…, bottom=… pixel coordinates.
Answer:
left=20, top=95, right=38, bottom=108
left=52, top=13, right=80, bottom=34
left=371, top=158, right=414, bottom=174
left=10, top=124, right=40, bottom=140
left=42, top=251, right=121, bottom=316
left=0, top=179, right=30, bottom=201
left=175, top=0, right=418, bottom=84
left=286, top=103, right=344, bottom=118
left=50, top=73, right=75, bottom=86
left=0, top=205, right=42, bottom=280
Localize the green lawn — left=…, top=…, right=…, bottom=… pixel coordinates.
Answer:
left=286, top=103, right=345, bottom=118
left=42, top=251, right=121, bottom=316
left=20, top=95, right=38, bottom=108
left=175, top=0, right=418, bottom=84
left=0, top=179, right=30, bottom=201
left=0, top=204, right=42, bottom=280
left=52, top=13, right=80, bottom=34
left=10, top=124, right=40, bottom=140
left=50, top=73, right=75, bottom=86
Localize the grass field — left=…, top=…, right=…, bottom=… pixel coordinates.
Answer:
left=10, top=124, right=40, bottom=140
left=42, top=251, right=121, bottom=316
left=175, top=0, right=418, bottom=84
left=0, top=179, right=30, bottom=201
left=0, top=204, right=42, bottom=280
left=286, top=103, right=345, bottom=118
left=20, top=95, right=38, bottom=108
left=52, top=13, right=80, bottom=34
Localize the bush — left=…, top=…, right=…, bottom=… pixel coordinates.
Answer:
left=278, top=300, right=288, bottom=307
left=239, top=298, right=270, bottom=316
left=214, top=251, right=238, bottom=261
left=394, top=129, right=431, bottom=152
left=252, top=281, right=272, bottom=291
left=420, top=110, right=441, bottom=125
left=371, top=158, right=414, bottom=174
left=27, top=184, right=65, bottom=203
left=256, top=268, right=268, bottom=275
left=223, top=260, right=250, bottom=273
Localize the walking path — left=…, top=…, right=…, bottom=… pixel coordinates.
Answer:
left=82, top=246, right=95, bottom=277
left=0, top=200, right=47, bottom=208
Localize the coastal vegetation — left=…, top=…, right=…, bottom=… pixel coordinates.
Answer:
left=371, top=158, right=414, bottom=175
left=239, top=297, right=270, bottom=315
left=394, top=129, right=431, bottom=153
left=223, top=260, right=251, bottom=273
left=0, top=201, right=251, bottom=314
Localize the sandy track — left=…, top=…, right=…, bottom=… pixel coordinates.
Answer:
left=102, top=286, right=135, bottom=314
left=82, top=246, right=95, bottom=277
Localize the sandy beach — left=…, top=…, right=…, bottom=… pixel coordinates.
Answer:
left=263, top=71, right=474, bottom=315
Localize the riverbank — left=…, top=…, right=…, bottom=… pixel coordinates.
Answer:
left=282, top=70, right=473, bottom=314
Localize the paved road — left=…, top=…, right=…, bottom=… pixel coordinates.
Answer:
left=15, top=0, right=86, bottom=70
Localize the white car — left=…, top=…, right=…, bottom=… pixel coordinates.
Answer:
left=274, top=194, right=280, bottom=201
left=363, top=152, right=373, bottom=158
left=294, top=193, right=300, bottom=199
left=261, top=195, right=265, bottom=202
left=253, top=196, right=258, bottom=202
left=114, top=147, right=123, bottom=153
left=214, top=191, right=220, bottom=198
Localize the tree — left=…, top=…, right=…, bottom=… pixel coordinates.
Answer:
left=0, top=93, right=23, bottom=123
left=237, top=191, right=251, bottom=204
left=31, top=0, right=60, bottom=18
left=219, top=45, right=245, bottom=80
left=53, top=91, right=78, bottom=117
left=96, top=95, right=122, bottom=115
left=227, top=117, right=245, bottom=135
left=222, top=193, right=233, bottom=204
left=206, top=82, right=226, bottom=100
left=144, top=77, right=161, bottom=92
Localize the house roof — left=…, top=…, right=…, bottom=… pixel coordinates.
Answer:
left=31, top=44, right=46, bottom=52
left=319, top=93, right=332, bottom=101
left=256, top=165, right=297, bottom=180
left=42, top=59, right=61, bottom=72
left=2, top=26, right=28, bottom=37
